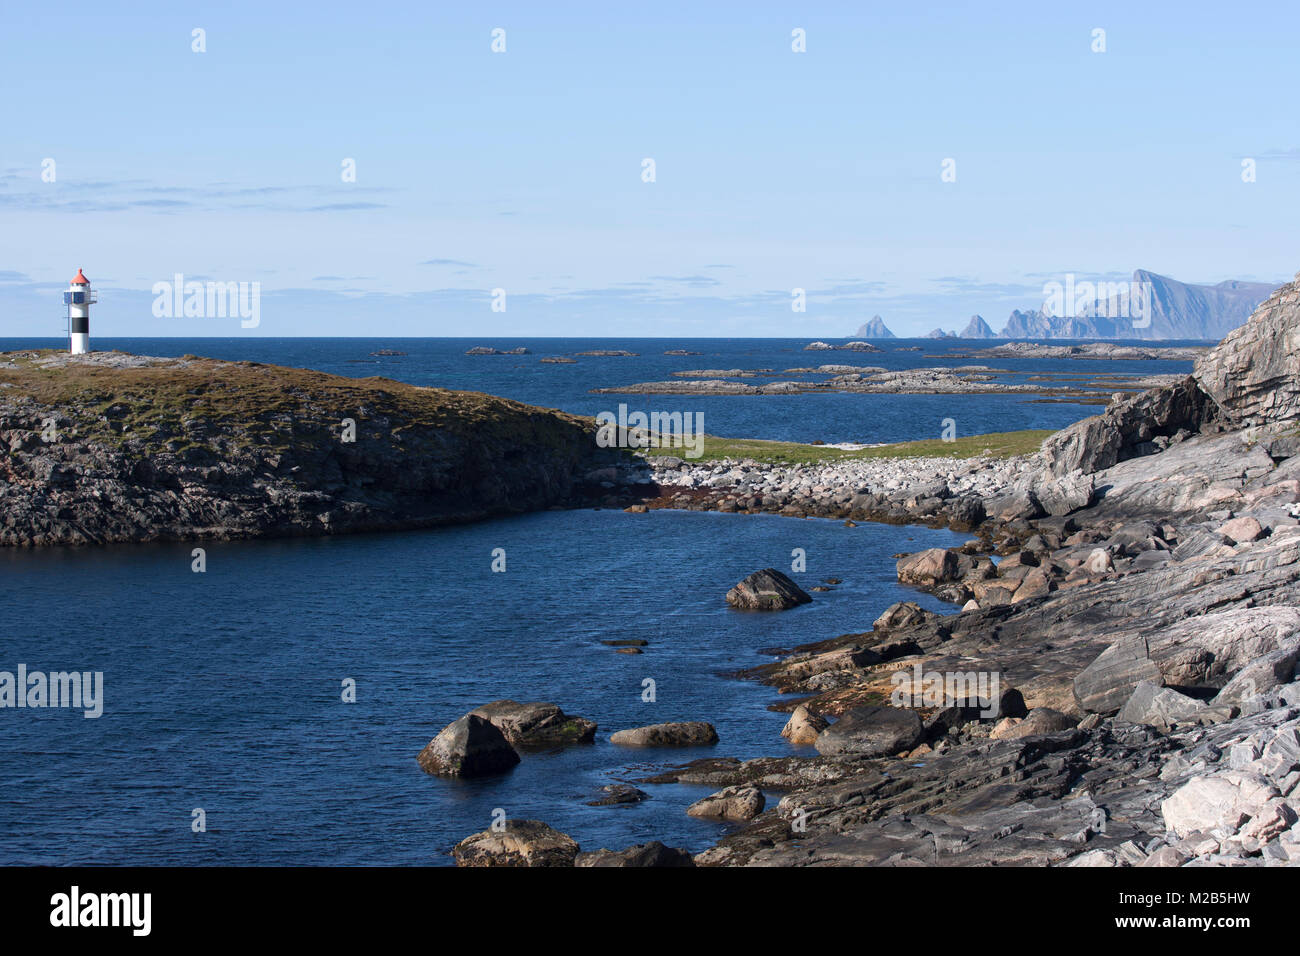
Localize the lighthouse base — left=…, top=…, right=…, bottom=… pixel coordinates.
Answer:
left=70, top=333, right=89, bottom=355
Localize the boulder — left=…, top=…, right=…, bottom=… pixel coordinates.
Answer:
left=989, top=707, right=1077, bottom=740
left=896, top=548, right=962, bottom=588
left=1161, top=772, right=1280, bottom=839
left=1116, top=680, right=1206, bottom=730
left=575, top=842, right=695, bottom=867
left=1260, top=727, right=1300, bottom=779
left=1037, top=471, right=1096, bottom=516
left=417, top=714, right=520, bottom=777
left=1074, top=636, right=1164, bottom=714
left=609, top=721, right=719, bottom=747
left=686, top=785, right=766, bottom=821
left=725, top=568, right=813, bottom=610
left=1239, top=798, right=1298, bottom=844
left=1213, top=641, right=1300, bottom=706
left=1217, top=515, right=1265, bottom=544
left=452, top=819, right=579, bottom=867
left=780, top=704, right=829, bottom=744
left=468, top=699, right=597, bottom=749
left=947, top=496, right=987, bottom=530
left=814, top=706, right=925, bottom=757
left=1194, top=274, right=1300, bottom=426
left=873, top=600, right=930, bottom=629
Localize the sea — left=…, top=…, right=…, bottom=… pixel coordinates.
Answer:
left=0, top=337, right=1199, bottom=864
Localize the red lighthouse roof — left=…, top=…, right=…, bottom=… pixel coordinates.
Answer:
left=71, top=268, right=90, bottom=285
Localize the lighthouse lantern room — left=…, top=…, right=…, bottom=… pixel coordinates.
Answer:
left=64, top=268, right=96, bottom=354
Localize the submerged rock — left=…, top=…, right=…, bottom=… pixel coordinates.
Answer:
left=452, top=820, right=579, bottom=867
left=586, top=784, right=649, bottom=806
left=575, top=842, right=695, bottom=867
left=725, top=568, right=813, bottom=610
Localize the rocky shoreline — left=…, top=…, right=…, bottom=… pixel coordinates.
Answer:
left=945, top=342, right=1209, bottom=361
left=446, top=272, right=1300, bottom=867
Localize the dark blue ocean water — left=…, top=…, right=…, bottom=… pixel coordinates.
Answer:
left=0, top=337, right=1199, bottom=864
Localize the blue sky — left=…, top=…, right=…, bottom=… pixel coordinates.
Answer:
left=1, top=1, right=1297, bottom=338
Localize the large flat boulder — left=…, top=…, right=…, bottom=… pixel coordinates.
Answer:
left=469, top=699, right=597, bottom=749
left=814, top=706, right=924, bottom=757
left=416, top=713, right=520, bottom=777
left=609, top=721, right=719, bottom=747
left=452, top=820, right=579, bottom=867
left=725, top=568, right=812, bottom=610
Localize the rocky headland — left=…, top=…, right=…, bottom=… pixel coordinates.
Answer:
left=0, top=350, right=625, bottom=546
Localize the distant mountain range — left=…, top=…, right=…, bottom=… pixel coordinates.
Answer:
left=852, top=315, right=895, bottom=338
left=849, top=270, right=1281, bottom=340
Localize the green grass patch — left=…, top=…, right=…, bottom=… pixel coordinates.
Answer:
left=659, top=429, right=1053, bottom=464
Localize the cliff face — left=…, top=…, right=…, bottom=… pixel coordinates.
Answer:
left=1134, top=269, right=1279, bottom=340
left=0, top=351, right=620, bottom=546
left=1193, top=271, right=1300, bottom=426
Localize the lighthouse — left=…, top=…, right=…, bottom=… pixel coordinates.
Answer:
left=64, top=268, right=96, bottom=354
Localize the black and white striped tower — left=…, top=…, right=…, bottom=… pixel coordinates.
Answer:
left=64, top=268, right=95, bottom=354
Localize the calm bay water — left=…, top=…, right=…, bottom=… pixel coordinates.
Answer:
left=0, top=337, right=1197, bottom=864
left=3, top=509, right=962, bottom=865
